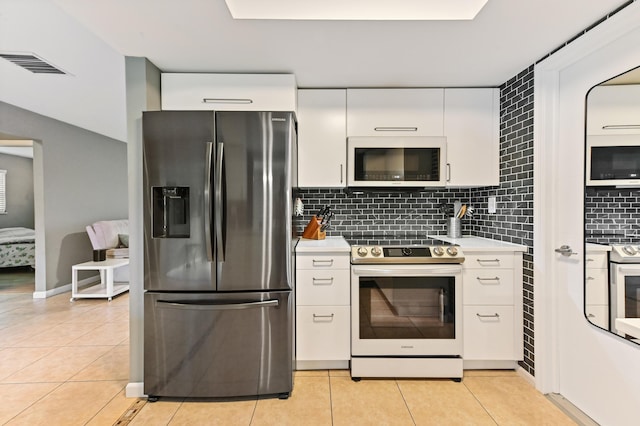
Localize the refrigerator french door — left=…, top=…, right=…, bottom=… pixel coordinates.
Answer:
left=142, top=110, right=296, bottom=399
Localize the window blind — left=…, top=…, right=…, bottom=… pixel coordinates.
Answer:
left=0, top=170, right=6, bottom=214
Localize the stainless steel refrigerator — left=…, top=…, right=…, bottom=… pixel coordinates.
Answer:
left=142, top=110, right=296, bottom=399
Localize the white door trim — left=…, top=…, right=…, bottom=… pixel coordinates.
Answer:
left=533, top=1, right=640, bottom=396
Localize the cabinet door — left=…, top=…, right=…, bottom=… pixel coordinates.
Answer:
left=161, top=73, right=297, bottom=111
left=296, top=306, right=350, bottom=361
left=463, top=306, right=516, bottom=360
left=444, top=88, right=499, bottom=187
left=346, top=89, right=444, bottom=136
left=297, top=90, right=347, bottom=187
left=587, top=85, right=640, bottom=135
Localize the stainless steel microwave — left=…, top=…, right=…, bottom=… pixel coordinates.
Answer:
left=347, top=136, right=447, bottom=187
left=587, top=135, right=640, bottom=187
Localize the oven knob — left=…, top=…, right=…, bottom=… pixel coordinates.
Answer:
left=402, top=247, right=413, bottom=256
left=432, top=246, right=444, bottom=256
left=357, top=247, right=369, bottom=257
left=371, top=247, right=382, bottom=257
left=622, top=245, right=637, bottom=256
left=446, top=246, right=459, bottom=256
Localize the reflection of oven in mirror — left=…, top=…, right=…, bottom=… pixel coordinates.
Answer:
left=584, top=65, right=640, bottom=344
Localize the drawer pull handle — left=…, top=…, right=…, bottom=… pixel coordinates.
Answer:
left=313, top=313, right=335, bottom=319
left=586, top=276, right=595, bottom=280
left=476, top=313, right=500, bottom=318
left=312, top=259, right=334, bottom=266
left=586, top=258, right=595, bottom=262
left=477, top=259, right=500, bottom=264
left=312, top=277, right=334, bottom=285
left=476, top=276, right=500, bottom=282
left=587, top=313, right=596, bottom=318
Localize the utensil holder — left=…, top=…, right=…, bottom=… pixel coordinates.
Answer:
left=447, top=217, right=462, bottom=238
left=302, top=217, right=326, bottom=240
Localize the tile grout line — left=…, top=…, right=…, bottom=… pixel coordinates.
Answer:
left=2, top=381, right=66, bottom=425
left=462, top=377, right=500, bottom=426
left=395, top=379, right=417, bottom=426
left=329, top=371, right=335, bottom=426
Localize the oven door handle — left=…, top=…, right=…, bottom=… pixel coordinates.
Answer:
left=618, top=267, right=640, bottom=274
left=352, top=267, right=462, bottom=276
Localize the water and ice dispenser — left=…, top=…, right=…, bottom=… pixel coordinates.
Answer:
left=152, top=186, right=190, bottom=238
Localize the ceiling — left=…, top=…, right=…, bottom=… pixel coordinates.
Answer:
left=52, top=0, right=631, bottom=88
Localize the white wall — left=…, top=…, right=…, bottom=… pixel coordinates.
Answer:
left=0, top=101, right=128, bottom=292
left=0, top=0, right=127, bottom=141
left=535, top=4, right=640, bottom=425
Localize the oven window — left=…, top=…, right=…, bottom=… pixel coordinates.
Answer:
left=358, top=276, right=455, bottom=339
left=624, top=276, right=640, bottom=318
left=353, top=148, right=440, bottom=182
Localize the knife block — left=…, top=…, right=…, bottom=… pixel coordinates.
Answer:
left=301, top=217, right=326, bottom=240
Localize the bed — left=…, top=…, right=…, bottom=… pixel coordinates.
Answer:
left=0, top=227, right=36, bottom=268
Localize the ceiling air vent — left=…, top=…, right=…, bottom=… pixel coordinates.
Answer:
left=0, top=53, right=67, bottom=74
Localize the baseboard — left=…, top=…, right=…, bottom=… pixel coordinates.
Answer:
left=296, top=360, right=349, bottom=370
left=515, top=364, right=535, bottom=386
left=126, top=382, right=145, bottom=398
left=463, top=360, right=518, bottom=370
left=546, top=393, right=599, bottom=426
left=32, top=275, right=99, bottom=299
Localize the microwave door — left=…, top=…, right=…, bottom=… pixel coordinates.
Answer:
left=347, top=136, right=447, bottom=187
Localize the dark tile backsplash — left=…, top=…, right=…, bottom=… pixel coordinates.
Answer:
left=585, top=187, right=640, bottom=244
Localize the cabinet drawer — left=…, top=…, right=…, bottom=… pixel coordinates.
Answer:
left=296, top=306, right=350, bottom=361
left=296, top=269, right=350, bottom=305
left=462, top=269, right=514, bottom=305
left=586, top=305, right=609, bottom=329
left=464, top=253, right=514, bottom=269
left=585, top=252, right=608, bottom=269
left=463, top=306, right=515, bottom=360
left=585, top=268, right=608, bottom=305
left=296, top=254, right=350, bottom=270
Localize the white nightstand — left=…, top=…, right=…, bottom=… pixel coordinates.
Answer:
left=71, top=258, right=130, bottom=301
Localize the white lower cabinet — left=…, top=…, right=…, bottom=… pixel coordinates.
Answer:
left=296, top=306, right=350, bottom=362
left=462, top=249, right=524, bottom=368
left=295, top=238, right=351, bottom=370
left=585, top=246, right=610, bottom=330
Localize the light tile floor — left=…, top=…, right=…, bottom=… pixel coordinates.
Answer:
left=0, top=281, right=579, bottom=425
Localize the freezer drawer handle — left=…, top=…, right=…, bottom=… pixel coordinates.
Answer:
left=156, top=299, right=279, bottom=311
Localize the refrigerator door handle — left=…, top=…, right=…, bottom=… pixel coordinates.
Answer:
left=156, top=299, right=279, bottom=311
left=215, top=142, right=225, bottom=262
left=204, top=142, right=214, bottom=262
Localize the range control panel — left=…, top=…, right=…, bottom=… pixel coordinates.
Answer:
left=351, top=245, right=464, bottom=264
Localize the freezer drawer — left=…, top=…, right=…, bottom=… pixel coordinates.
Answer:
left=144, top=291, right=293, bottom=398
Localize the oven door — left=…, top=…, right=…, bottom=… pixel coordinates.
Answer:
left=610, top=263, right=640, bottom=335
left=351, top=264, right=462, bottom=356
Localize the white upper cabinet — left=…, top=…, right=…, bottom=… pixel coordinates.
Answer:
left=297, top=90, right=347, bottom=188
left=587, top=84, right=640, bottom=135
left=346, top=89, right=444, bottom=136
left=161, top=73, right=297, bottom=111
left=444, top=88, right=500, bottom=187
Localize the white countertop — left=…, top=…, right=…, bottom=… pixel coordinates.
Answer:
left=615, top=318, right=640, bottom=339
left=429, top=235, right=528, bottom=252
left=586, top=242, right=612, bottom=252
left=296, top=236, right=351, bottom=253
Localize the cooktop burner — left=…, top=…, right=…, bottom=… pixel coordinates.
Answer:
left=343, top=232, right=453, bottom=247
